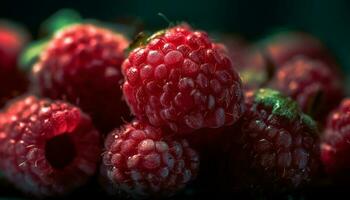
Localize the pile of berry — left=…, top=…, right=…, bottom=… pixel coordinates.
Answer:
left=0, top=13, right=349, bottom=200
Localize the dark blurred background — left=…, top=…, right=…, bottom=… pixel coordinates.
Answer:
left=1, top=0, right=350, bottom=71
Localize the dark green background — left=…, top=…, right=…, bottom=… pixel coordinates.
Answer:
left=1, top=0, right=350, bottom=71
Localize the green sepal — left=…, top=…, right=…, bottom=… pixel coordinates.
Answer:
left=300, top=114, right=318, bottom=133
left=126, top=29, right=166, bottom=54
left=19, top=39, right=49, bottom=72
left=146, top=29, right=166, bottom=43
left=254, top=88, right=317, bottom=132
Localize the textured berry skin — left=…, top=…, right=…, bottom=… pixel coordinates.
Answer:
left=103, top=120, right=199, bottom=198
left=32, top=24, right=130, bottom=133
left=0, top=21, right=29, bottom=107
left=270, top=56, right=343, bottom=121
left=262, top=31, right=337, bottom=69
left=0, top=96, right=101, bottom=196
left=122, top=25, right=244, bottom=133
left=321, top=99, right=350, bottom=178
left=225, top=89, right=320, bottom=193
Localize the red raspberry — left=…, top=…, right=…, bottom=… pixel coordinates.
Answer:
left=269, top=56, right=344, bottom=121
left=224, top=89, right=320, bottom=193
left=321, top=99, right=350, bottom=178
left=0, top=96, right=101, bottom=196
left=102, top=120, right=199, bottom=198
left=122, top=25, right=244, bottom=133
left=32, top=24, right=130, bottom=133
left=0, top=21, right=29, bottom=107
left=261, top=31, right=337, bottom=69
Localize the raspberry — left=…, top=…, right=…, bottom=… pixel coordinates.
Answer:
left=32, top=24, right=130, bottom=133
left=321, top=99, right=350, bottom=178
left=102, top=120, right=199, bottom=198
left=269, top=56, right=344, bottom=121
left=0, top=21, right=29, bottom=107
left=224, top=89, right=320, bottom=193
left=261, top=31, right=337, bottom=69
left=0, top=96, right=101, bottom=196
left=122, top=25, right=244, bottom=133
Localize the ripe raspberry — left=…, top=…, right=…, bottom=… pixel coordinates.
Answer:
left=122, top=25, right=244, bottom=133
left=0, top=21, right=29, bottom=107
left=269, top=56, right=344, bottom=121
left=32, top=24, right=130, bottom=133
left=321, top=99, right=350, bottom=178
left=0, top=96, right=101, bottom=196
left=224, top=89, right=320, bottom=193
left=261, top=31, right=337, bottom=69
left=103, top=120, right=199, bottom=198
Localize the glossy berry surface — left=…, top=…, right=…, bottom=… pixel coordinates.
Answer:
left=0, top=96, right=101, bottom=196
left=32, top=24, right=130, bottom=133
left=122, top=25, right=244, bottom=133
left=103, top=120, right=199, bottom=198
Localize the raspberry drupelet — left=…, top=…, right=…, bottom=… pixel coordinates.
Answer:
left=32, top=24, right=130, bottom=133
left=122, top=25, right=244, bottom=134
left=321, top=99, right=350, bottom=179
left=103, top=120, right=199, bottom=198
left=269, top=56, right=343, bottom=121
left=0, top=96, right=101, bottom=196
left=224, top=89, right=320, bottom=193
